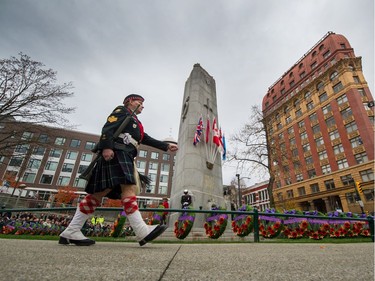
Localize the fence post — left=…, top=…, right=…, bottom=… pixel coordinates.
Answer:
left=253, top=208, right=259, bottom=243
left=368, top=216, right=374, bottom=242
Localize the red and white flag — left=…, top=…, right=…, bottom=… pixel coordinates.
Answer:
left=212, top=118, right=223, bottom=151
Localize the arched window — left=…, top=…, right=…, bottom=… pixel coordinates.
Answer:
left=330, top=71, right=339, bottom=81
left=316, top=81, right=324, bottom=91
left=312, top=51, right=317, bottom=58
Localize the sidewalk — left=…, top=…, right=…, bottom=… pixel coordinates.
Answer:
left=0, top=239, right=373, bottom=281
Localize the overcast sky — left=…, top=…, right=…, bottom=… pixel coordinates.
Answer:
left=1, top=0, right=374, bottom=185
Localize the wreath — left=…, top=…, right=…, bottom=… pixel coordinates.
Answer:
left=110, top=211, right=127, bottom=237
left=231, top=205, right=254, bottom=237
left=204, top=208, right=228, bottom=239
left=148, top=206, right=164, bottom=225
left=259, top=208, right=283, bottom=238
left=174, top=206, right=195, bottom=239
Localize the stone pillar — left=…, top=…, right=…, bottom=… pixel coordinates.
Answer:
left=169, top=64, right=224, bottom=232
left=339, top=194, right=349, bottom=212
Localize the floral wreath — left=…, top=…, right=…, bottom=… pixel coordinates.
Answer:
left=204, top=207, right=228, bottom=239
left=231, top=204, right=254, bottom=237
left=174, top=206, right=195, bottom=239
left=110, top=211, right=127, bottom=237
left=148, top=206, right=164, bottom=225
left=259, top=208, right=283, bottom=239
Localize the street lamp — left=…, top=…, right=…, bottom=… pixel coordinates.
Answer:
left=236, top=174, right=241, bottom=208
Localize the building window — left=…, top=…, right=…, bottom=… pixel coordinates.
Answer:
left=346, top=192, right=356, bottom=204
left=286, top=190, right=294, bottom=198
left=303, top=143, right=311, bottom=152
left=337, top=94, right=348, bottom=105
left=324, top=179, right=335, bottom=190
left=301, top=131, right=308, bottom=140
left=321, top=164, right=331, bottom=174
left=333, top=82, right=343, bottom=93
left=305, top=156, right=313, bottom=165
left=33, top=146, right=45, bottom=156
left=15, top=144, right=29, bottom=154
left=277, top=192, right=283, bottom=201
left=139, top=150, right=147, bottom=158
left=137, top=160, right=146, bottom=170
left=353, top=76, right=360, bottom=83
left=364, top=190, right=374, bottom=202
left=286, top=116, right=292, bottom=124
left=319, top=92, right=328, bottom=103
left=318, top=150, right=328, bottom=160
left=315, top=137, right=324, bottom=147
left=350, top=136, right=363, bottom=148
left=151, top=152, right=159, bottom=159
left=298, top=120, right=305, bottom=128
left=62, top=163, right=74, bottom=173
left=297, top=186, right=306, bottom=196
left=296, top=174, right=303, bottom=182
left=162, top=153, right=170, bottom=161
left=70, top=139, right=81, bottom=148
left=309, top=113, right=318, bottom=122
left=322, top=104, right=332, bottom=115
left=329, top=129, right=340, bottom=140
left=55, top=137, right=66, bottom=146
left=149, top=162, right=158, bottom=171
left=341, top=107, right=352, bottom=120
left=337, top=159, right=349, bottom=169
left=310, top=183, right=320, bottom=193
left=360, top=169, right=374, bottom=182
left=355, top=152, right=368, bottom=164
left=40, top=174, right=53, bottom=184
left=22, top=172, right=36, bottom=183
left=22, top=131, right=33, bottom=141
left=160, top=175, right=169, bottom=183
left=307, top=169, right=316, bottom=178
left=27, top=159, right=41, bottom=169
left=149, top=173, right=157, bottom=182
left=49, top=148, right=62, bottom=158
left=306, top=101, right=314, bottom=111
left=323, top=50, right=331, bottom=59
left=333, top=143, right=344, bottom=154
left=161, top=163, right=170, bottom=172
left=45, top=161, right=58, bottom=171
left=316, top=81, right=324, bottom=91
left=66, top=151, right=78, bottom=160
left=57, top=176, right=70, bottom=186
left=74, top=178, right=86, bottom=188
left=304, top=91, right=312, bottom=99
left=85, top=141, right=96, bottom=150
left=311, top=62, right=317, bottom=69
left=300, top=71, right=306, bottom=78
left=292, top=148, right=298, bottom=157
left=345, top=122, right=358, bottom=133
left=9, top=156, right=23, bottom=167
left=340, top=174, right=354, bottom=186
left=81, top=153, right=93, bottom=162
left=325, top=116, right=336, bottom=128
left=357, top=88, right=366, bottom=97
left=78, top=165, right=88, bottom=174
left=330, top=71, right=339, bottom=81
left=38, top=134, right=49, bottom=143
left=312, top=124, right=320, bottom=134
left=295, top=109, right=302, bottom=118
left=158, top=186, right=168, bottom=195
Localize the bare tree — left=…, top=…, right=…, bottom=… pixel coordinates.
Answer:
left=0, top=53, right=75, bottom=158
left=228, top=105, right=280, bottom=207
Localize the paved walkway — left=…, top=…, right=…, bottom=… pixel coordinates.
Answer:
left=0, top=239, right=373, bottom=281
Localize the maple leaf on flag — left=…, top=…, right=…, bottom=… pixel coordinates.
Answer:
left=212, top=118, right=223, bottom=151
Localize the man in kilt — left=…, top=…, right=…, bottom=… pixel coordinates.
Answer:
left=59, top=94, right=178, bottom=246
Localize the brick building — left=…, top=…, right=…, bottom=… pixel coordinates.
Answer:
left=0, top=122, right=176, bottom=207
left=262, top=32, right=374, bottom=214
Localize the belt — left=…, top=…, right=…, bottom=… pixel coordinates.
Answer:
left=118, top=133, right=139, bottom=148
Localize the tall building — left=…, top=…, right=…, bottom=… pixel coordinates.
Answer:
left=262, top=32, right=374, bottom=214
left=0, top=122, right=176, bottom=207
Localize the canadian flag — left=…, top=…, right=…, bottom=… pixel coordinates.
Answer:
left=212, top=118, right=223, bottom=151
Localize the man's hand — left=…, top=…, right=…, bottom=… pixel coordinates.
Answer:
left=102, top=148, right=114, bottom=161
left=167, top=143, right=178, bottom=152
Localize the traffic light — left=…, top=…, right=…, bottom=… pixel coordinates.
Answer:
left=356, top=182, right=363, bottom=194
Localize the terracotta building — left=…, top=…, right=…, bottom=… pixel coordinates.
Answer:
left=262, top=32, right=374, bottom=214
left=0, top=122, right=176, bottom=207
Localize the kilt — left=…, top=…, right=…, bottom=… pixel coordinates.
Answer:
left=85, top=149, right=136, bottom=199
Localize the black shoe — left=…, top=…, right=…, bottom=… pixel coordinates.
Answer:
left=59, top=236, right=95, bottom=246
left=139, top=225, right=167, bottom=246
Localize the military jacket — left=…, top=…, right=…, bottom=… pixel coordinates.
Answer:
left=98, top=105, right=169, bottom=153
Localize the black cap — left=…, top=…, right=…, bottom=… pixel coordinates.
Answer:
left=123, top=94, right=144, bottom=104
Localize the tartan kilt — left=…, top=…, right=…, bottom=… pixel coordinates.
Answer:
left=85, top=150, right=136, bottom=199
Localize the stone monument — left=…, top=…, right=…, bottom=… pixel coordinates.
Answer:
left=169, top=63, right=225, bottom=232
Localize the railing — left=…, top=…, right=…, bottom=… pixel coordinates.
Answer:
left=0, top=207, right=373, bottom=242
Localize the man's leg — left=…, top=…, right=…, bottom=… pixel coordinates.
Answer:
left=121, top=184, right=167, bottom=246
left=59, top=191, right=107, bottom=246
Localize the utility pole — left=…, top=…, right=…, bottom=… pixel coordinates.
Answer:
left=236, top=174, right=241, bottom=208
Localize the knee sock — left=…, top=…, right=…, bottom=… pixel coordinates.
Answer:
left=122, top=196, right=138, bottom=215
left=79, top=194, right=100, bottom=215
